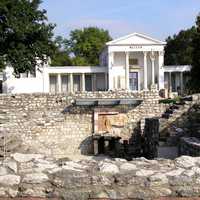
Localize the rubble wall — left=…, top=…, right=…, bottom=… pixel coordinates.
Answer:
left=0, top=90, right=167, bottom=158
left=0, top=153, right=200, bottom=199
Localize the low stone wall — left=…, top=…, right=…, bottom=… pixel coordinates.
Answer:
left=0, top=90, right=167, bottom=158
left=179, top=137, right=200, bottom=156
left=0, top=153, right=199, bottom=199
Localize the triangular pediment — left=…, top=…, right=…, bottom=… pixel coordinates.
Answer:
left=106, top=32, right=166, bottom=46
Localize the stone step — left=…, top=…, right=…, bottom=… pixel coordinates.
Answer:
left=165, top=109, right=174, bottom=114
left=169, top=105, right=180, bottom=110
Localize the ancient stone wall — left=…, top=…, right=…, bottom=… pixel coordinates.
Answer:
left=0, top=153, right=199, bottom=199
left=0, top=90, right=167, bottom=158
left=163, top=94, right=200, bottom=157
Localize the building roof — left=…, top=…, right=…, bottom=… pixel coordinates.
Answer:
left=106, top=32, right=166, bottom=46
left=164, top=65, right=192, bottom=72
left=46, top=66, right=107, bottom=74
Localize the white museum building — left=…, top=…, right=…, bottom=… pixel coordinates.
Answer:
left=1, top=33, right=191, bottom=96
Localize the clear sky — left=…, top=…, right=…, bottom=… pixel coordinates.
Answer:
left=41, top=0, right=200, bottom=41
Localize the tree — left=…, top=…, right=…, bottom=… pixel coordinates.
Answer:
left=66, top=27, right=112, bottom=66
left=164, top=27, right=196, bottom=65
left=0, top=0, right=56, bottom=74
left=50, top=36, right=72, bottom=66
left=190, top=14, right=200, bottom=91
left=71, top=56, right=89, bottom=66
left=50, top=51, right=72, bottom=66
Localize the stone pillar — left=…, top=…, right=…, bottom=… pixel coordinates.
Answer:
left=143, top=118, right=159, bottom=159
left=104, top=140, right=109, bottom=154
left=70, top=73, right=73, bottom=93
left=125, top=52, right=130, bottom=90
left=81, top=73, right=85, bottom=92
left=108, top=52, right=114, bottom=90
left=158, top=51, right=165, bottom=90
left=58, top=74, right=62, bottom=93
left=143, top=52, right=148, bottom=90
left=93, top=140, right=98, bottom=155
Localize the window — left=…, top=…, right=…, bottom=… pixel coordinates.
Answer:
left=129, top=58, right=138, bottom=66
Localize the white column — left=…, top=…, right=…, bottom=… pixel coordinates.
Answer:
left=150, top=52, right=155, bottom=85
left=105, top=73, right=108, bottom=90
left=81, top=73, right=85, bottom=92
left=143, top=52, right=148, bottom=90
left=152, top=60, right=155, bottom=84
left=180, top=72, right=183, bottom=94
left=70, top=73, right=73, bottom=93
left=43, top=67, right=49, bottom=93
left=58, top=74, right=62, bottom=93
left=169, top=72, right=172, bottom=93
left=108, top=52, right=114, bottom=90
left=125, top=52, right=129, bottom=90
left=158, top=51, right=165, bottom=90
left=92, top=74, right=97, bottom=91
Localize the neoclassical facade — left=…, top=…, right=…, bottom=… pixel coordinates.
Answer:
left=1, top=32, right=191, bottom=95
left=100, top=33, right=165, bottom=91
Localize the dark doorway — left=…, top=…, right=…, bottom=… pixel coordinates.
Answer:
left=98, top=137, right=105, bottom=154
left=109, top=139, right=115, bottom=151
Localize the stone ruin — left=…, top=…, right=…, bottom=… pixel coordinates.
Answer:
left=0, top=92, right=200, bottom=199
left=0, top=90, right=167, bottom=159
left=93, top=116, right=160, bottom=160
left=0, top=152, right=199, bottom=199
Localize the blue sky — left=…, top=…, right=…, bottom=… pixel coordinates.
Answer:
left=41, top=0, right=200, bottom=41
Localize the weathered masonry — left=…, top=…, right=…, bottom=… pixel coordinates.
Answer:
left=0, top=90, right=167, bottom=158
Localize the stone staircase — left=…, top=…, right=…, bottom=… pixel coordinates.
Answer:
left=158, top=95, right=199, bottom=159
left=159, top=99, right=194, bottom=138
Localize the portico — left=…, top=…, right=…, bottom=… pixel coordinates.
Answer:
left=103, top=33, right=166, bottom=91
left=164, top=65, right=191, bottom=96
left=44, top=66, right=108, bottom=93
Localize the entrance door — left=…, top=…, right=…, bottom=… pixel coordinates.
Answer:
left=129, top=72, right=138, bottom=91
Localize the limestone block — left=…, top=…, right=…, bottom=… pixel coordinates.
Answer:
left=11, top=153, right=44, bottom=163
left=120, top=163, right=137, bottom=171
left=0, top=174, right=20, bottom=186
left=135, top=169, right=155, bottom=177
left=175, top=156, right=197, bottom=168
left=0, top=166, right=9, bottom=176
left=99, top=162, right=119, bottom=174
left=22, top=172, right=49, bottom=184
